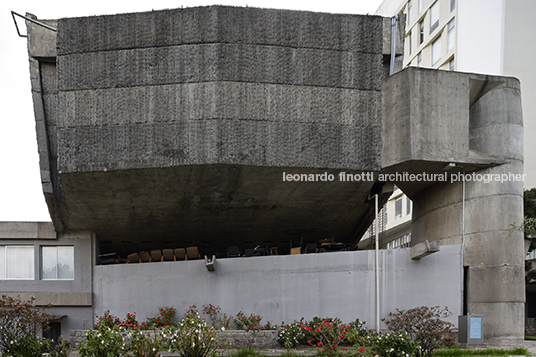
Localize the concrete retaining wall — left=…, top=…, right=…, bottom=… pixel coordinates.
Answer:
left=70, top=330, right=279, bottom=350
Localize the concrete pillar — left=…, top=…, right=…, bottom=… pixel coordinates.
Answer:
left=411, top=77, right=524, bottom=343
left=465, top=80, right=525, bottom=344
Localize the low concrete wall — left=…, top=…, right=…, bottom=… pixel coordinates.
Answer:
left=92, top=246, right=462, bottom=329
left=70, top=330, right=279, bottom=350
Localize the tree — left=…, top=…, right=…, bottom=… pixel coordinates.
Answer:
left=524, top=188, right=536, bottom=283
left=0, top=295, right=52, bottom=355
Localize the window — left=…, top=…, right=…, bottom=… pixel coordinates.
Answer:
left=408, top=31, right=412, bottom=55
left=451, top=0, right=456, bottom=12
left=0, top=246, right=34, bottom=280
left=417, top=52, right=422, bottom=67
left=419, top=20, right=425, bottom=44
left=430, top=2, right=439, bottom=33
left=42, top=246, right=74, bottom=280
left=449, top=58, right=455, bottom=70
left=407, top=0, right=412, bottom=24
left=447, top=18, right=455, bottom=51
left=395, top=197, right=402, bottom=219
left=418, top=0, right=422, bottom=13
left=387, top=233, right=412, bottom=249
left=432, top=36, right=442, bottom=65
left=406, top=196, right=412, bottom=215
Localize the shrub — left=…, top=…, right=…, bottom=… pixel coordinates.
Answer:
left=123, top=328, right=167, bottom=357
left=50, top=336, right=71, bottom=357
left=166, top=307, right=221, bottom=357
left=345, top=318, right=370, bottom=346
left=371, top=331, right=420, bottom=357
left=121, top=312, right=139, bottom=329
left=303, top=318, right=351, bottom=357
left=0, top=295, right=52, bottom=355
left=4, top=335, right=52, bottom=357
left=233, top=311, right=265, bottom=331
left=77, top=321, right=124, bottom=357
left=142, top=306, right=176, bottom=329
left=277, top=320, right=306, bottom=349
left=93, top=310, right=121, bottom=329
left=202, top=303, right=234, bottom=330
left=383, top=306, right=455, bottom=357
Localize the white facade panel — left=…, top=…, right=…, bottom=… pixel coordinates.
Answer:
left=456, top=0, right=505, bottom=75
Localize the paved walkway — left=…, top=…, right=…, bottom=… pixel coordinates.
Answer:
left=66, top=343, right=536, bottom=357
left=522, top=340, right=536, bottom=355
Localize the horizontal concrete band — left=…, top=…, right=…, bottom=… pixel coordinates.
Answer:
left=57, top=120, right=381, bottom=173
left=0, top=222, right=55, bottom=239
left=2, top=292, right=92, bottom=307
left=57, top=6, right=383, bottom=55
left=57, top=44, right=383, bottom=91
left=58, top=82, right=381, bottom=128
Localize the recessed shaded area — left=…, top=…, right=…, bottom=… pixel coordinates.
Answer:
left=59, top=165, right=373, bottom=257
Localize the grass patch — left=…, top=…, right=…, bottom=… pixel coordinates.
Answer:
left=227, top=348, right=269, bottom=357
left=281, top=352, right=316, bottom=357
left=433, top=347, right=530, bottom=356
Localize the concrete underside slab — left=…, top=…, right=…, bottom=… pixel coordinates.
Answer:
left=59, top=165, right=374, bottom=256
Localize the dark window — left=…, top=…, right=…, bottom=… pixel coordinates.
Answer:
left=43, top=322, right=61, bottom=348
left=419, top=20, right=425, bottom=44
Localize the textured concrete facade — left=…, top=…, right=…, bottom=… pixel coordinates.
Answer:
left=26, top=7, right=399, bottom=254
left=22, top=6, right=524, bottom=343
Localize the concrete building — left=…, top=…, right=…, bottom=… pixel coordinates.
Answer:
left=376, top=0, right=536, bottom=188
left=2, top=5, right=525, bottom=344
left=376, top=0, right=536, bottom=330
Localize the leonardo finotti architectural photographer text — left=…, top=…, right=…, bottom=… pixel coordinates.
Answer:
left=282, top=171, right=527, bottom=184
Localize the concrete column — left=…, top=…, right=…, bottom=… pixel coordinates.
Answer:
left=412, top=77, right=524, bottom=343
left=465, top=80, right=524, bottom=344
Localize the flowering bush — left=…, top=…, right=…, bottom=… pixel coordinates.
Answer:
left=166, top=307, right=222, bottom=357
left=121, top=312, right=139, bottom=329
left=277, top=320, right=306, bottom=349
left=93, top=310, right=121, bottom=329
left=50, top=336, right=71, bottom=357
left=383, top=306, right=455, bottom=357
left=371, top=331, right=420, bottom=357
left=0, top=295, right=52, bottom=355
left=123, top=328, right=167, bottom=357
left=345, top=318, right=371, bottom=346
left=78, top=321, right=124, bottom=357
left=303, top=318, right=350, bottom=357
left=143, top=306, right=176, bottom=329
left=4, top=335, right=52, bottom=357
left=202, top=303, right=233, bottom=330
left=233, top=311, right=274, bottom=331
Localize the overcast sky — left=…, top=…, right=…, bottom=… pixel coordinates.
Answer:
left=0, top=0, right=384, bottom=222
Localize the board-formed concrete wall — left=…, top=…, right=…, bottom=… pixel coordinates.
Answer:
left=27, top=6, right=398, bottom=254
left=92, top=246, right=462, bottom=328
left=55, top=6, right=384, bottom=173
